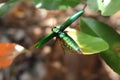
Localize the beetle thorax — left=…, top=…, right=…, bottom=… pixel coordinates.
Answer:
left=52, top=27, right=60, bottom=33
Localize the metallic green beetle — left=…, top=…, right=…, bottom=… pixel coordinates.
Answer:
left=52, top=27, right=82, bottom=54
left=35, top=6, right=86, bottom=54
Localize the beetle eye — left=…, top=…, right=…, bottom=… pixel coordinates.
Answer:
left=52, top=27, right=56, bottom=32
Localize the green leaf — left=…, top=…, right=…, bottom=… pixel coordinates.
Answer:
left=0, top=0, right=19, bottom=16
left=67, top=29, right=109, bottom=55
left=0, top=0, right=41, bottom=16
left=80, top=17, right=120, bottom=74
left=98, top=0, right=120, bottom=16
left=87, top=0, right=99, bottom=11
left=0, top=0, right=81, bottom=16
left=34, top=0, right=81, bottom=10
left=87, top=0, right=120, bottom=16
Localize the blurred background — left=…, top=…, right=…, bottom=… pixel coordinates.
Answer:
left=0, top=0, right=120, bottom=80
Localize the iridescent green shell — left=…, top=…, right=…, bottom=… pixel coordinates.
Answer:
left=52, top=27, right=82, bottom=54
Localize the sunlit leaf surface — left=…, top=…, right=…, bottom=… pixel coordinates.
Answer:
left=67, top=28, right=109, bottom=55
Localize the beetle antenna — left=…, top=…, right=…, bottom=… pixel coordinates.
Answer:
left=82, top=4, right=87, bottom=10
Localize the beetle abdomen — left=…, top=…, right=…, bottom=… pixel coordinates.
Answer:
left=59, top=32, right=82, bottom=54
